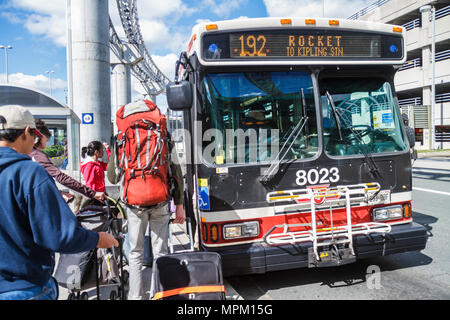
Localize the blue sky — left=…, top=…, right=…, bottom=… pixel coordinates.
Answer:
left=0, top=0, right=373, bottom=111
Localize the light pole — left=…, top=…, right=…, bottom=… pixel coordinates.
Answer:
left=0, top=45, right=12, bottom=84
left=420, top=4, right=436, bottom=150
left=45, top=70, right=55, bottom=96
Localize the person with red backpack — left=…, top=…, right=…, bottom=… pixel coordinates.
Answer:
left=107, top=99, right=185, bottom=300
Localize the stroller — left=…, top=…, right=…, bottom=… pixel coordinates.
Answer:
left=54, top=197, right=128, bottom=300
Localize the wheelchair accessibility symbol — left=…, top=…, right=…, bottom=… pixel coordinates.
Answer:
left=82, top=113, right=94, bottom=124
left=198, top=187, right=210, bottom=210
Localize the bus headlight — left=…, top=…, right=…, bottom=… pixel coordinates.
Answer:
left=223, top=221, right=259, bottom=240
left=373, top=205, right=403, bottom=221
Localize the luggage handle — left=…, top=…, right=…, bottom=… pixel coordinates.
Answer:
left=168, top=217, right=194, bottom=254
left=77, top=199, right=113, bottom=222
left=77, top=198, right=112, bottom=216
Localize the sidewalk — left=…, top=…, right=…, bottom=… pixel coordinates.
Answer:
left=417, top=149, right=450, bottom=158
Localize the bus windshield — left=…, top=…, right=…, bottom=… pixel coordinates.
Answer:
left=320, top=77, right=407, bottom=156
left=200, top=71, right=318, bottom=165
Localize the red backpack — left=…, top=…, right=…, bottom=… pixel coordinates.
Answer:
left=115, top=100, right=170, bottom=207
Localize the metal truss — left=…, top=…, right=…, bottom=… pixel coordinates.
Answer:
left=110, top=0, right=170, bottom=96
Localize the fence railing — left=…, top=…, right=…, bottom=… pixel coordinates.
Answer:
left=435, top=93, right=450, bottom=104
left=436, top=5, right=450, bottom=20
left=348, top=0, right=391, bottom=20
left=399, top=58, right=422, bottom=71
left=398, top=97, right=422, bottom=106
left=349, top=3, right=448, bottom=22
left=398, top=94, right=450, bottom=106
left=403, top=18, right=421, bottom=31
left=435, top=49, right=450, bottom=63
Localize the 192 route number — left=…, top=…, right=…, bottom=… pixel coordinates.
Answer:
left=295, top=167, right=340, bottom=186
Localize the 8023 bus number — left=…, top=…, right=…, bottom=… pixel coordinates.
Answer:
left=295, top=167, right=340, bottom=186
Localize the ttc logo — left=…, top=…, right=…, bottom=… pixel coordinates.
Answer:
left=82, top=113, right=94, bottom=124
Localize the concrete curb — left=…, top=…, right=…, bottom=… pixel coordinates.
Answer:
left=417, top=150, right=450, bottom=158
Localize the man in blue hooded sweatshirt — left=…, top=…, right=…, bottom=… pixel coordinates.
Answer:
left=0, top=105, right=118, bottom=300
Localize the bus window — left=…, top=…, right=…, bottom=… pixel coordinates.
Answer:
left=201, top=71, right=318, bottom=165
left=320, top=77, right=407, bottom=156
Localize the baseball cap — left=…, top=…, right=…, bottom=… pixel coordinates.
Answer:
left=0, top=105, right=43, bottom=137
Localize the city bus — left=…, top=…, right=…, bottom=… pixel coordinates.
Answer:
left=166, top=17, right=427, bottom=276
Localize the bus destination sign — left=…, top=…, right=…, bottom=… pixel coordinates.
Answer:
left=202, top=30, right=403, bottom=61
left=230, top=33, right=381, bottom=58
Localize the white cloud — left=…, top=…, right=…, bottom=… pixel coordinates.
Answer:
left=152, top=53, right=178, bottom=81
left=8, top=0, right=65, bottom=15
left=201, top=0, right=247, bottom=19
left=5, top=72, right=66, bottom=93
left=24, top=13, right=67, bottom=46
left=263, top=0, right=371, bottom=19
left=136, top=0, right=195, bottom=20
left=139, top=19, right=171, bottom=46
left=5, top=0, right=66, bottom=46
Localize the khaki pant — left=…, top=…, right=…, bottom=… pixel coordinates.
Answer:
left=126, top=202, right=170, bottom=300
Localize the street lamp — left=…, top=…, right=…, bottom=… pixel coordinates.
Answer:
left=45, top=70, right=55, bottom=96
left=0, top=45, right=13, bottom=84
left=420, top=4, right=436, bottom=150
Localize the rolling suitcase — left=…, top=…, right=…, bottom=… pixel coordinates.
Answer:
left=151, top=217, right=226, bottom=300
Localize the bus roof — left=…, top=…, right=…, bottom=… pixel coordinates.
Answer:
left=184, top=17, right=406, bottom=67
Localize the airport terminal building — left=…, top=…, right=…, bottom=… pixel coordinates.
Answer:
left=0, top=84, right=81, bottom=172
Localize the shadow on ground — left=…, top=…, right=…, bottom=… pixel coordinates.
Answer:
left=226, top=212, right=436, bottom=300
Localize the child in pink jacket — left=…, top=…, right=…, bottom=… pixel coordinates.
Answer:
left=80, top=141, right=108, bottom=193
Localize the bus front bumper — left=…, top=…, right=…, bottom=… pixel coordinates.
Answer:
left=206, top=222, right=428, bottom=277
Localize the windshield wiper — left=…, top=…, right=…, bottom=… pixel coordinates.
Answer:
left=260, top=115, right=308, bottom=184
left=326, top=91, right=380, bottom=180
left=260, top=89, right=311, bottom=184
left=326, top=91, right=343, bottom=141
left=302, top=88, right=310, bottom=148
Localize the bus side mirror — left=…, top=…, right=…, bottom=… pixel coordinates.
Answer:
left=405, top=126, right=415, bottom=148
left=401, top=113, right=415, bottom=148
left=166, top=81, right=193, bottom=111
left=412, top=149, right=418, bottom=161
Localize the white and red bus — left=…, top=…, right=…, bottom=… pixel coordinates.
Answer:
left=166, top=17, right=427, bottom=275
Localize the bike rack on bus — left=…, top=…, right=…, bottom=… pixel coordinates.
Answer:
left=264, top=183, right=392, bottom=264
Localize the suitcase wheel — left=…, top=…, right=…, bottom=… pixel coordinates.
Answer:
left=109, top=290, right=118, bottom=300
left=122, top=270, right=129, bottom=284
left=67, top=293, right=76, bottom=300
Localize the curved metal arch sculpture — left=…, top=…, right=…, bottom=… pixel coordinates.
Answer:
left=110, top=0, right=170, bottom=96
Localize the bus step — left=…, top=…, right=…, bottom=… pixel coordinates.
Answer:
left=307, top=246, right=356, bottom=268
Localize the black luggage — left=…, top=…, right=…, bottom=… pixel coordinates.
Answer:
left=151, top=217, right=226, bottom=300
left=54, top=199, right=128, bottom=300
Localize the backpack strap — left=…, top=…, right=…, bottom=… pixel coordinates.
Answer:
left=135, top=123, right=141, bottom=170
